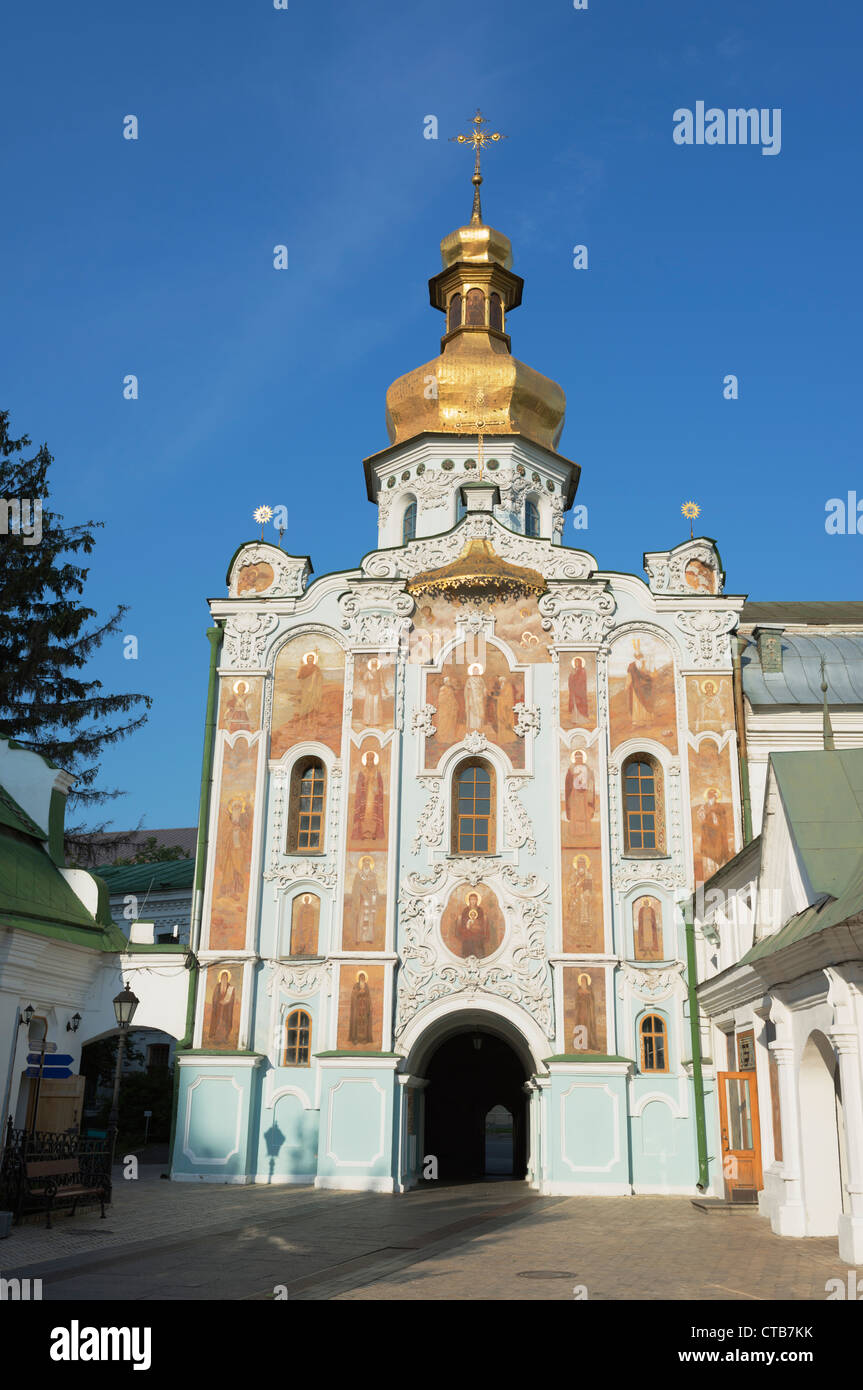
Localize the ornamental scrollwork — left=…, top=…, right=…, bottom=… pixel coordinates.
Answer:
left=411, top=704, right=437, bottom=737
left=504, top=777, right=536, bottom=855
left=674, top=610, right=737, bottom=667
left=222, top=613, right=280, bottom=668
left=513, top=702, right=540, bottom=737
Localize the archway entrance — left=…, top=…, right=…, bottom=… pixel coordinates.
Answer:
left=799, top=1031, right=844, bottom=1236
left=424, top=1030, right=528, bottom=1181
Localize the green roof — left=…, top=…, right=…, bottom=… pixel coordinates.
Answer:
left=94, top=858, right=195, bottom=895
left=741, top=749, right=863, bottom=965
left=771, top=749, right=863, bottom=897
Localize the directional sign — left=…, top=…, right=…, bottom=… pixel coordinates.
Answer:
left=25, top=1066, right=73, bottom=1080
left=27, top=1051, right=71, bottom=1067
left=27, top=1040, right=57, bottom=1055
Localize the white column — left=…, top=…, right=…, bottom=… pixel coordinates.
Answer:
left=767, top=1041, right=806, bottom=1237
left=829, top=1028, right=863, bottom=1263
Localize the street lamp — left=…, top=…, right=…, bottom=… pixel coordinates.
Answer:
left=107, top=985, right=139, bottom=1173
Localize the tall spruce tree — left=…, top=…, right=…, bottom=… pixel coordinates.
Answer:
left=0, top=410, right=151, bottom=817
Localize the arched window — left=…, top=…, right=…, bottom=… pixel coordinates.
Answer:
left=525, top=498, right=541, bottom=537
left=448, top=292, right=462, bottom=331
left=452, top=759, right=496, bottom=854
left=465, top=288, right=485, bottom=325
left=489, top=292, right=503, bottom=332
left=455, top=489, right=467, bottom=523
left=283, top=1008, right=312, bottom=1066
left=288, top=757, right=326, bottom=853
left=640, top=1014, right=668, bottom=1072
left=402, top=499, right=417, bottom=544
left=623, top=755, right=665, bottom=854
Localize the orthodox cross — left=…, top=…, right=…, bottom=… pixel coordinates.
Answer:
left=450, top=109, right=507, bottom=221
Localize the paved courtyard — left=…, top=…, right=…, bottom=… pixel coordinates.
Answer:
left=1, top=1166, right=850, bottom=1301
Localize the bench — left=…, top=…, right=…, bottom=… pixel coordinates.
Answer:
left=20, top=1158, right=109, bottom=1228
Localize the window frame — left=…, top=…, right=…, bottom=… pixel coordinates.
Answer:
left=640, top=1013, right=668, bottom=1073
left=451, top=757, right=496, bottom=856
left=524, top=497, right=541, bottom=538
left=282, top=1007, right=312, bottom=1067
left=287, top=756, right=327, bottom=855
left=401, top=498, right=417, bottom=544
left=622, top=753, right=666, bottom=856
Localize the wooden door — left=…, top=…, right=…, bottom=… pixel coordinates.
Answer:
left=27, top=1077, right=86, bottom=1133
left=718, top=1070, right=763, bottom=1201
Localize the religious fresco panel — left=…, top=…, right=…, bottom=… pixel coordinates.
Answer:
left=237, top=560, right=275, bottom=595
left=347, top=738, right=390, bottom=852
left=288, top=892, right=320, bottom=956
left=352, top=653, right=395, bottom=731
left=209, top=739, right=257, bottom=950
left=407, top=594, right=552, bottom=666
left=562, top=966, right=608, bottom=1055
left=560, top=740, right=601, bottom=849
left=688, top=738, right=736, bottom=884
left=271, top=634, right=345, bottom=758
left=632, top=894, right=664, bottom=961
left=425, top=644, right=525, bottom=769
left=202, top=963, right=245, bottom=1050
left=608, top=632, right=678, bottom=753
left=686, top=675, right=734, bottom=737
left=440, top=882, right=505, bottom=960
left=562, top=850, right=605, bottom=954
left=342, top=850, right=388, bottom=952
left=559, top=652, right=597, bottom=731
left=684, top=558, right=717, bottom=594
left=218, top=675, right=264, bottom=735
left=336, top=963, right=386, bottom=1051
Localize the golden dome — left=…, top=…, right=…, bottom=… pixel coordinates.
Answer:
left=407, top=537, right=547, bottom=602
left=385, top=331, right=566, bottom=452
left=385, top=200, right=566, bottom=453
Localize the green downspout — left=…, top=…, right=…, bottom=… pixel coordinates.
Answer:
left=685, top=904, right=710, bottom=1192
left=168, top=623, right=223, bottom=1164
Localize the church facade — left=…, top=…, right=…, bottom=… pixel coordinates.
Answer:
left=171, top=182, right=747, bottom=1195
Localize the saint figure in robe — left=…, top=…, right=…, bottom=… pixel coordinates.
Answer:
left=566, top=856, right=595, bottom=950
left=573, top=973, right=598, bottom=1053
left=359, top=658, right=384, bottom=728
left=465, top=664, right=487, bottom=732
left=348, top=972, right=373, bottom=1045
left=564, top=751, right=596, bottom=837
left=350, top=856, right=379, bottom=945
left=436, top=677, right=460, bottom=745
left=568, top=657, right=588, bottom=720
left=352, top=750, right=384, bottom=841
left=296, top=651, right=324, bottom=725
left=456, top=891, right=491, bottom=958
left=626, top=642, right=655, bottom=728
left=635, top=899, right=661, bottom=960
left=209, top=970, right=237, bottom=1044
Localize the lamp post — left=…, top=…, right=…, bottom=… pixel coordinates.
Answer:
left=107, top=985, right=139, bottom=1174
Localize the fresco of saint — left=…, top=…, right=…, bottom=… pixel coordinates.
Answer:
left=569, top=656, right=588, bottom=719
left=441, top=884, right=504, bottom=960
left=608, top=633, right=677, bottom=752
left=564, top=854, right=602, bottom=953
left=289, top=893, right=320, bottom=956
left=355, top=656, right=390, bottom=729
left=634, top=896, right=663, bottom=961
left=564, top=967, right=607, bottom=1055
left=336, top=964, right=384, bottom=1049
left=564, top=749, right=596, bottom=840
left=685, top=558, right=716, bottom=594
left=203, top=966, right=243, bottom=1050
left=237, top=561, right=274, bottom=595
left=272, top=636, right=345, bottom=757
left=465, top=663, right=487, bottom=732
left=697, top=788, right=731, bottom=878
left=352, top=749, right=385, bottom=842
left=349, top=855, right=380, bottom=946
left=436, top=676, right=460, bottom=744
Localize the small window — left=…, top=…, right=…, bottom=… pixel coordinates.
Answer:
left=449, top=293, right=462, bottom=331
left=640, top=1015, right=667, bottom=1072
left=489, top=292, right=503, bottom=332
left=147, top=1043, right=170, bottom=1071
left=452, top=759, right=496, bottom=855
left=465, top=288, right=485, bottom=325
left=402, top=500, right=417, bottom=544
left=525, top=499, right=540, bottom=537
left=623, top=755, right=665, bottom=854
left=283, top=1009, right=311, bottom=1066
left=455, top=490, right=467, bottom=523
left=288, top=757, right=326, bottom=853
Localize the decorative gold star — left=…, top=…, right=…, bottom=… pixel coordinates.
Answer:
left=253, top=504, right=273, bottom=540
left=681, top=500, right=701, bottom=539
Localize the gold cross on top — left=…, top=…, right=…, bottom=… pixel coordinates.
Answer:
left=450, top=110, right=507, bottom=221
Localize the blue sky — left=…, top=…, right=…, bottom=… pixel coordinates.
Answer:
left=3, top=0, right=862, bottom=829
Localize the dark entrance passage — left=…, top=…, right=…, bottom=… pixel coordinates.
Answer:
left=424, top=1031, right=528, bottom=1180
